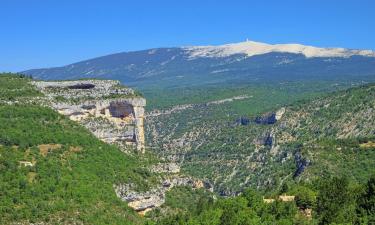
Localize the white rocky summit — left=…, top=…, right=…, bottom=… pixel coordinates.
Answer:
left=184, top=40, right=375, bottom=59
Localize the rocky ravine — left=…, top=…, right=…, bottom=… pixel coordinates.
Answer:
left=146, top=84, right=375, bottom=195
left=146, top=102, right=289, bottom=194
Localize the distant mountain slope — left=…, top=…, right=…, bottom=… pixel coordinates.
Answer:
left=22, top=41, right=375, bottom=88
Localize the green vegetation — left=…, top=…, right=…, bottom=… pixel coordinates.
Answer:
left=146, top=186, right=214, bottom=220
left=143, top=80, right=351, bottom=110
left=152, top=176, right=375, bottom=225
left=0, top=74, right=156, bottom=224
left=0, top=73, right=42, bottom=101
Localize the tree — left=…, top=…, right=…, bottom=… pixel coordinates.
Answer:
left=194, top=208, right=222, bottom=225
left=266, top=200, right=298, bottom=222
left=242, top=188, right=263, bottom=212
left=356, top=176, right=375, bottom=224
left=294, top=186, right=316, bottom=210
left=218, top=197, right=260, bottom=225
left=316, top=177, right=357, bottom=224
left=280, top=182, right=290, bottom=194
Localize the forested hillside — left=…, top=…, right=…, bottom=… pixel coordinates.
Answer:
left=0, top=74, right=157, bottom=224
left=154, top=177, right=375, bottom=224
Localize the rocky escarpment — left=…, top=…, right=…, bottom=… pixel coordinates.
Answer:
left=235, top=107, right=286, bottom=126
left=32, top=80, right=146, bottom=152
left=114, top=161, right=213, bottom=215
left=293, top=151, right=311, bottom=178
left=115, top=174, right=211, bottom=215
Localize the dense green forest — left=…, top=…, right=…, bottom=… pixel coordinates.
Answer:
left=151, top=176, right=375, bottom=225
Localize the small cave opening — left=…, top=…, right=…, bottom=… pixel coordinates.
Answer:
left=67, top=83, right=96, bottom=89
left=81, top=105, right=96, bottom=110
left=109, top=102, right=134, bottom=119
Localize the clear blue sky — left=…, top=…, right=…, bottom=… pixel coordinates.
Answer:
left=1, top=0, right=374, bottom=72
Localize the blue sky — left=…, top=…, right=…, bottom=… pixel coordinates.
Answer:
left=1, top=0, right=374, bottom=72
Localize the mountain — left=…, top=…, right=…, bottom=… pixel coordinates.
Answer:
left=22, top=40, right=375, bottom=89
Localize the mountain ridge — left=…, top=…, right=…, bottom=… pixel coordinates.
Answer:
left=22, top=40, right=375, bottom=89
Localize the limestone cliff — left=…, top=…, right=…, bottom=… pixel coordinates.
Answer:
left=32, top=80, right=146, bottom=152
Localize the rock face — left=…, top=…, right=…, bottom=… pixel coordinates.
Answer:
left=275, top=107, right=286, bottom=120
left=255, top=112, right=277, bottom=125
left=254, top=131, right=274, bottom=147
left=151, top=163, right=181, bottom=173
left=115, top=176, right=209, bottom=215
left=114, top=162, right=213, bottom=215
left=293, top=151, right=310, bottom=178
left=236, top=108, right=285, bottom=126
left=32, top=80, right=135, bottom=99
left=32, top=80, right=146, bottom=152
left=235, top=116, right=251, bottom=126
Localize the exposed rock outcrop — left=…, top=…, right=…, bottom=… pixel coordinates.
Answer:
left=275, top=107, right=286, bottom=120
left=254, top=131, right=274, bottom=147
left=115, top=176, right=209, bottom=215
left=235, top=116, right=250, bottom=126
left=32, top=80, right=146, bottom=152
left=236, top=107, right=285, bottom=126
left=151, top=163, right=181, bottom=173
left=293, top=151, right=310, bottom=178
left=255, top=112, right=277, bottom=125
